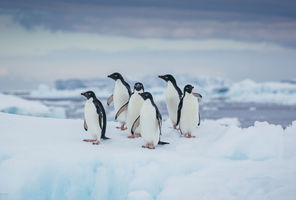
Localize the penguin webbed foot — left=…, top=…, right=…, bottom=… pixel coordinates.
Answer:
left=184, top=133, right=196, bottom=138
left=92, top=140, right=100, bottom=145
left=116, top=123, right=128, bottom=131
left=128, top=135, right=135, bottom=139
left=83, top=139, right=97, bottom=142
left=142, top=143, right=156, bottom=149
left=173, top=124, right=180, bottom=130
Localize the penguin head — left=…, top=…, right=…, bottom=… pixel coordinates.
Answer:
left=140, top=92, right=153, bottom=101
left=184, top=84, right=194, bottom=94
left=81, top=91, right=96, bottom=99
left=107, top=72, right=123, bottom=81
left=158, top=74, right=176, bottom=83
left=134, top=82, right=144, bottom=92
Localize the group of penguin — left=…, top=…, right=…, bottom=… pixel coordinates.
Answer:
left=81, top=72, right=202, bottom=149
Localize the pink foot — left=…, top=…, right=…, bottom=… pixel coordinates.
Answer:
left=173, top=124, right=180, bottom=130
left=128, top=135, right=135, bottom=139
left=116, top=124, right=127, bottom=130
left=83, top=139, right=97, bottom=142
left=92, top=141, right=100, bottom=145
left=142, top=144, right=149, bottom=148
left=184, top=133, right=196, bottom=138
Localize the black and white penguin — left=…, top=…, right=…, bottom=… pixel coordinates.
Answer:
left=81, top=91, right=109, bottom=145
left=158, top=74, right=182, bottom=130
left=126, top=82, right=144, bottom=138
left=176, top=85, right=202, bottom=138
left=132, top=92, right=169, bottom=149
left=107, top=72, right=131, bottom=130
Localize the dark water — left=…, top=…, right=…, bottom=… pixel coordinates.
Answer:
left=22, top=96, right=296, bottom=128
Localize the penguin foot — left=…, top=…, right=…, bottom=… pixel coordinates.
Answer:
left=184, top=133, right=196, bottom=138
left=83, top=139, right=97, bottom=142
left=142, top=144, right=149, bottom=148
left=92, top=141, right=100, bottom=145
left=148, top=146, right=155, bottom=149
left=128, top=135, right=135, bottom=138
left=116, top=124, right=128, bottom=131
left=173, top=124, right=180, bottom=130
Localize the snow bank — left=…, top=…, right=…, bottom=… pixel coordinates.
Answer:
left=0, top=113, right=295, bottom=200
left=0, top=93, right=65, bottom=118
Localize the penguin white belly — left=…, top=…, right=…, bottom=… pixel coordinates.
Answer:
left=84, top=98, right=102, bottom=141
left=113, top=80, right=130, bottom=123
left=140, top=101, right=160, bottom=146
left=165, top=83, right=180, bottom=124
left=179, top=95, right=199, bottom=134
left=126, top=93, right=144, bottom=134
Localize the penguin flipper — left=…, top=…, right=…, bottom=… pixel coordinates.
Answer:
left=193, top=92, right=202, bottom=98
left=84, top=120, right=88, bottom=131
left=198, top=112, right=201, bottom=126
left=107, top=95, right=113, bottom=106
left=115, top=101, right=129, bottom=120
left=176, top=97, right=184, bottom=126
left=131, top=116, right=140, bottom=135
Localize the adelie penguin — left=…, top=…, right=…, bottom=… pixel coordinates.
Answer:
left=107, top=72, right=131, bottom=130
left=176, top=85, right=202, bottom=138
left=126, top=82, right=144, bottom=138
left=132, top=92, right=169, bottom=149
left=81, top=91, right=109, bottom=145
left=158, top=74, right=182, bottom=130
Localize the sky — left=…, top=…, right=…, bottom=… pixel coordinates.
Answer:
left=0, top=0, right=296, bottom=90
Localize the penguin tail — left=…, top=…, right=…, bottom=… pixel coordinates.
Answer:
left=158, top=141, right=169, bottom=145
left=101, top=136, right=110, bottom=140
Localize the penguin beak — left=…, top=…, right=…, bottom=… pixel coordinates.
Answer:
left=107, top=74, right=111, bottom=78
left=81, top=92, right=85, bottom=96
left=158, top=75, right=165, bottom=80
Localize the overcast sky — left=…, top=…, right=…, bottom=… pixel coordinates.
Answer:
left=0, top=0, right=296, bottom=90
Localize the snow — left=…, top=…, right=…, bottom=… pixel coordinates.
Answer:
left=0, top=93, right=65, bottom=118
left=0, top=112, right=295, bottom=200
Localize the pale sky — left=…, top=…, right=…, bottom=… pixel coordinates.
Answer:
left=0, top=0, right=296, bottom=90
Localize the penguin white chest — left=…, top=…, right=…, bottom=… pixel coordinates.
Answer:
left=126, top=92, right=144, bottom=133
left=140, top=100, right=160, bottom=146
left=84, top=98, right=101, bottom=140
left=165, top=82, right=180, bottom=124
left=113, top=80, right=130, bottom=122
left=179, top=94, right=199, bottom=133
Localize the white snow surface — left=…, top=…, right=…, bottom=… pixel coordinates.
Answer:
left=0, top=93, right=65, bottom=118
left=0, top=112, right=295, bottom=200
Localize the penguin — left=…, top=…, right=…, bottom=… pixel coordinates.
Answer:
left=81, top=91, right=109, bottom=145
left=176, top=85, right=202, bottom=138
left=126, top=82, right=145, bottom=138
left=132, top=92, right=169, bottom=149
left=107, top=72, right=131, bottom=130
left=158, top=74, right=182, bottom=130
